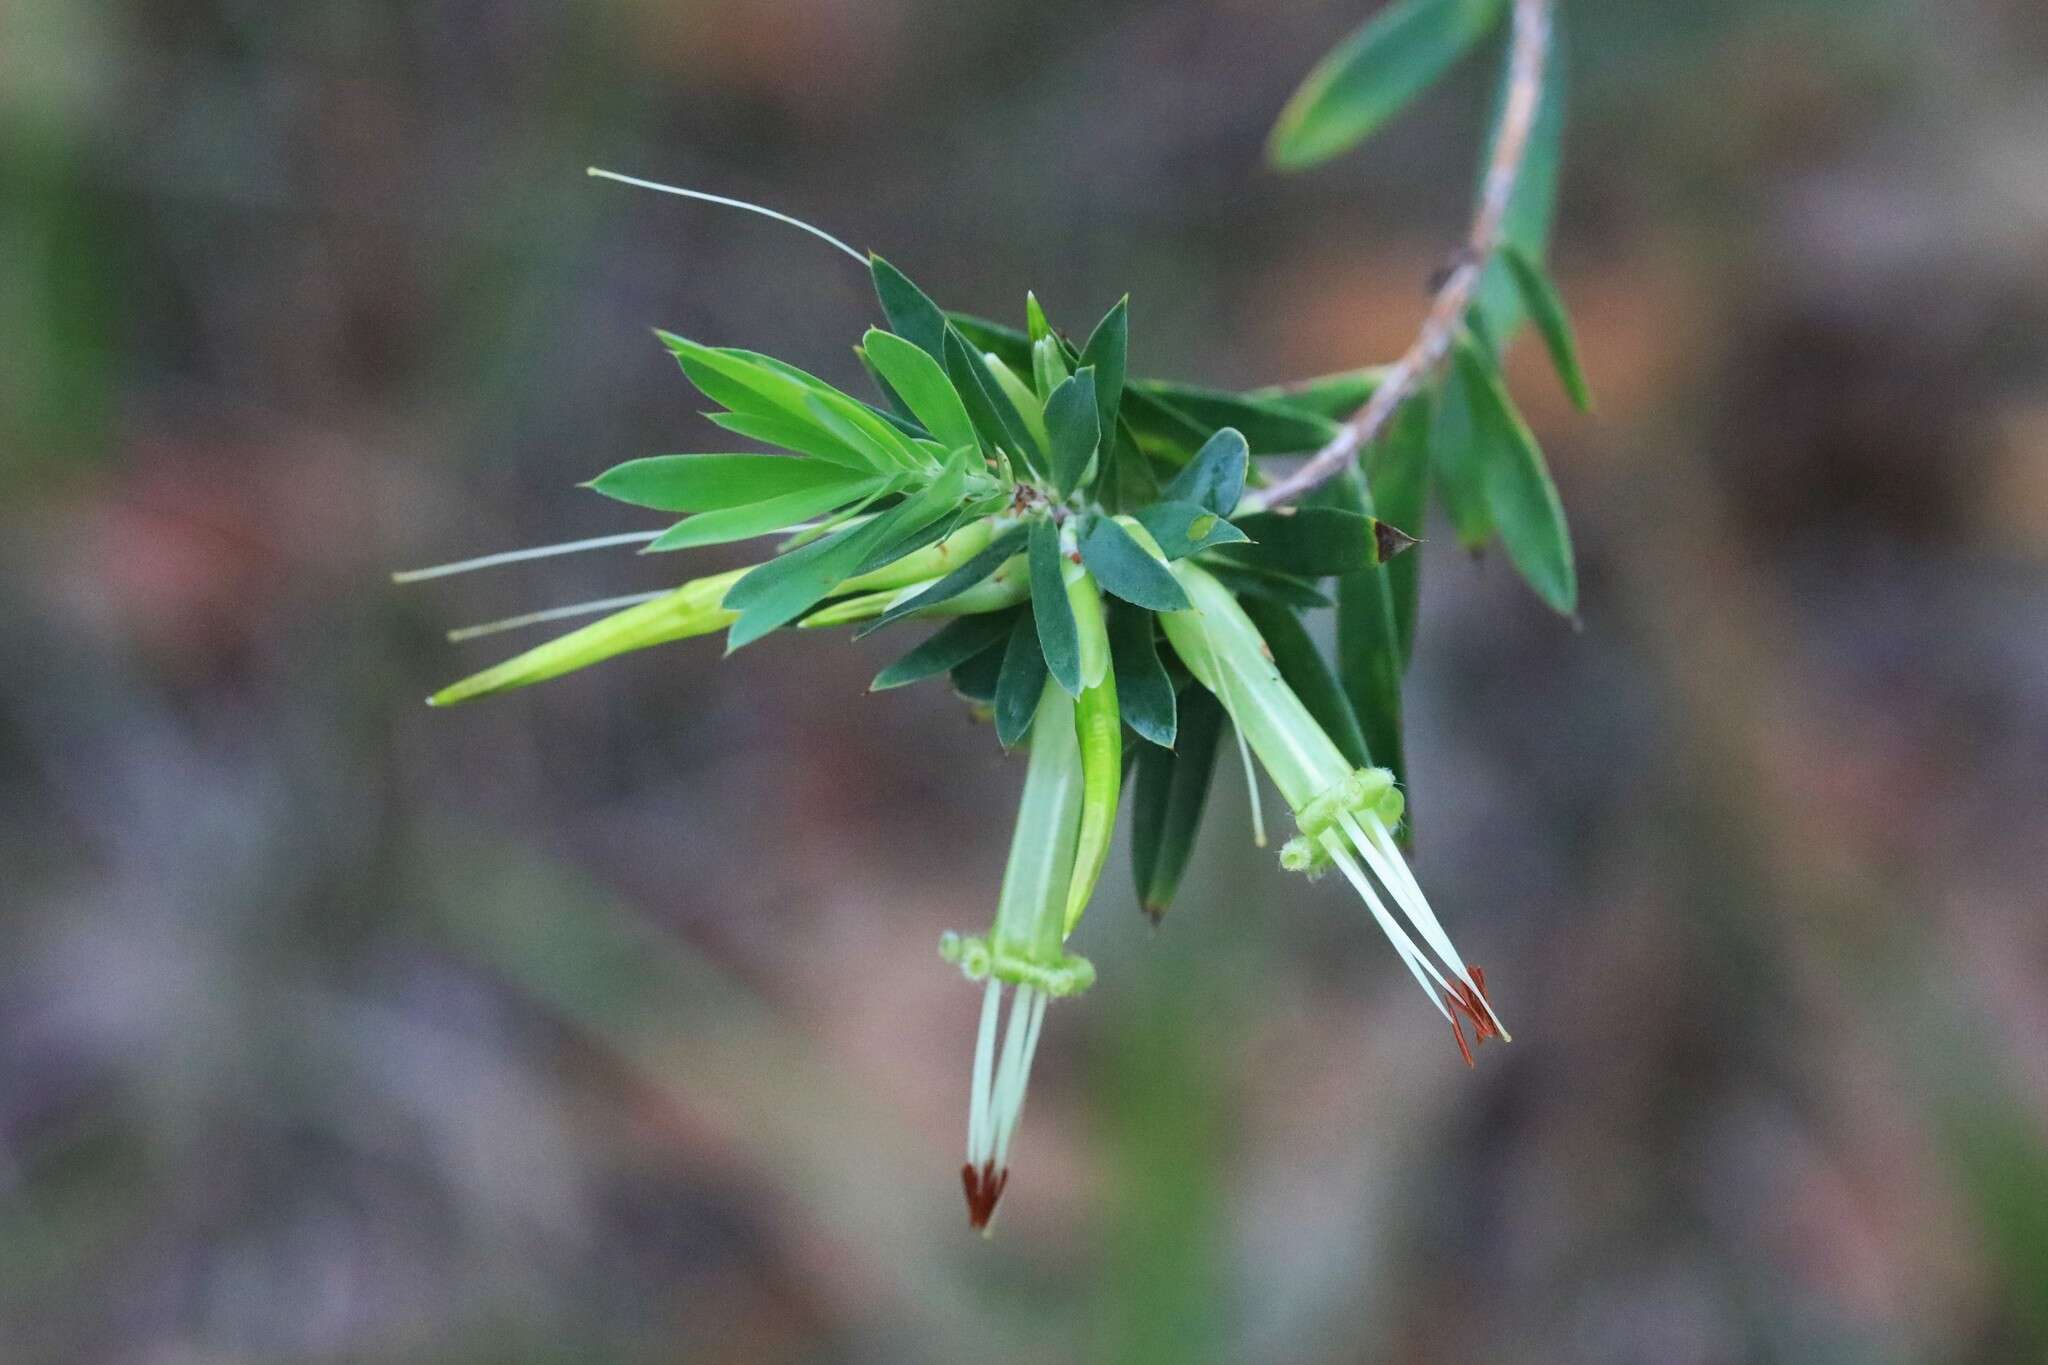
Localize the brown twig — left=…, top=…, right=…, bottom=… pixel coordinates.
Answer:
left=1249, top=0, right=1553, bottom=512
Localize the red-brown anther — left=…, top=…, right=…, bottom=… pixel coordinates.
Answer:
left=961, top=1160, right=1009, bottom=1231
left=1445, top=964, right=1497, bottom=1068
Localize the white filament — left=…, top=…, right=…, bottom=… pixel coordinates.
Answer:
left=391, top=529, right=662, bottom=583
left=587, top=167, right=866, bottom=265
left=445, top=590, right=667, bottom=642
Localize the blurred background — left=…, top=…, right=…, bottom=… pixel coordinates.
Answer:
left=4, top=0, right=2047, bottom=1360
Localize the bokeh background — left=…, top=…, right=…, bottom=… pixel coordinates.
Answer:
left=5, top=0, right=2047, bottom=1360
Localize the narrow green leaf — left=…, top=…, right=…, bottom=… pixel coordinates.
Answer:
left=994, top=610, right=1049, bottom=747
left=1080, top=517, right=1190, bottom=613
left=1501, top=245, right=1593, bottom=411
left=1032, top=335, right=1070, bottom=402
left=1130, top=381, right=1338, bottom=455
left=1202, top=562, right=1334, bottom=611
left=643, top=479, right=880, bottom=553
left=945, top=311, right=1033, bottom=373
left=945, top=326, right=1046, bottom=477
left=1431, top=355, right=1495, bottom=550
left=1471, top=11, right=1567, bottom=343
left=1221, top=507, right=1394, bottom=577
left=1267, top=0, right=1508, bottom=170
left=1107, top=601, right=1176, bottom=748
left=1246, top=368, right=1384, bottom=421
left=1160, top=427, right=1249, bottom=516
left=1454, top=337, right=1577, bottom=614
left=1318, top=471, right=1407, bottom=795
left=1370, top=392, right=1432, bottom=667
left=1103, top=420, right=1163, bottom=514
left=871, top=609, right=1022, bottom=691
left=1044, top=368, right=1101, bottom=497
left=1028, top=519, right=1082, bottom=695
left=1026, top=292, right=1052, bottom=343
left=1131, top=686, right=1225, bottom=918
left=1080, top=297, right=1130, bottom=438
left=1134, top=501, right=1250, bottom=561
left=859, top=524, right=1029, bottom=634
left=860, top=328, right=980, bottom=452
left=1240, top=597, right=1372, bottom=771
left=704, top=410, right=871, bottom=469
left=587, top=454, right=859, bottom=514
left=870, top=255, right=949, bottom=361
left=951, top=636, right=1008, bottom=704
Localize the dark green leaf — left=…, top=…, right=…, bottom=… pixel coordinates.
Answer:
left=1202, top=562, right=1334, bottom=610
left=1370, top=392, right=1432, bottom=667
left=859, top=524, right=1029, bottom=635
left=1130, top=686, right=1224, bottom=918
left=1134, top=500, right=1250, bottom=561
left=994, top=611, right=1049, bottom=748
left=1267, top=0, right=1508, bottom=170
left=870, top=255, right=949, bottom=361
left=945, top=326, right=1045, bottom=478
left=1160, top=427, right=1249, bottom=516
left=1080, top=517, right=1189, bottom=613
left=1028, top=518, right=1082, bottom=695
left=944, top=311, right=1033, bottom=373
left=1471, top=13, right=1567, bottom=342
left=1130, top=382, right=1338, bottom=454
left=1107, top=601, right=1176, bottom=748
left=1431, top=350, right=1495, bottom=550
left=1119, top=386, right=1214, bottom=468
left=1044, top=368, right=1101, bottom=497
left=1080, top=297, right=1129, bottom=437
left=588, top=454, right=860, bottom=513
left=1454, top=337, right=1577, bottom=614
left=950, top=636, right=1007, bottom=704
left=861, top=329, right=980, bottom=452
left=1501, top=245, right=1593, bottom=411
left=1220, top=507, right=1385, bottom=577
left=1318, top=471, right=1407, bottom=795
left=643, top=479, right=881, bottom=553
left=1240, top=597, right=1372, bottom=771
left=1103, top=420, right=1163, bottom=514
left=871, top=609, right=1021, bottom=691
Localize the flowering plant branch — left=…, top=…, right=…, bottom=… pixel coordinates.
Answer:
left=399, top=0, right=1588, bottom=1233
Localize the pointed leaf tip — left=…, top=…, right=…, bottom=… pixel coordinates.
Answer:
left=1374, top=520, right=1421, bottom=563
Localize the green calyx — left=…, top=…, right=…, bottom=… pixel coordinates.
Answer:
left=1293, top=767, right=1404, bottom=838
left=938, top=932, right=1096, bottom=997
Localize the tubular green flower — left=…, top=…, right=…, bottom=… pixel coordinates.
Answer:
left=938, top=678, right=1095, bottom=1231
left=1157, top=559, right=1507, bottom=1062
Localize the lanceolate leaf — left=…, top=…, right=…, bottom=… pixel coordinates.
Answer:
left=662, top=335, right=879, bottom=474
left=1079, top=297, right=1129, bottom=437
left=1130, top=686, right=1225, bottom=918
left=1453, top=336, right=1577, bottom=615
left=1028, top=519, right=1083, bottom=695
left=1221, top=507, right=1405, bottom=577
left=1080, top=517, right=1190, bottom=613
left=945, top=326, right=1046, bottom=478
left=1248, top=368, right=1384, bottom=421
left=1370, top=393, right=1432, bottom=666
left=1134, top=500, right=1250, bottom=561
left=861, top=328, right=981, bottom=451
left=1106, top=600, right=1176, bottom=748
left=871, top=609, right=1022, bottom=691
left=1240, top=597, right=1372, bottom=771
left=1318, top=470, right=1408, bottom=796
left=870, top=255, right=949, bottom=361
left=588, top=454, right=861, bottom=513
left=1501, top=245, right=1593, bottom=411
left=994, top=610, right=1049, bottom=747
left=644, top=478, right=881, bottom=553
left=1431, top=347, right=1496, bottom=550
left=1161, top=427, right=1249, bottom=515
left=860, top=524, right=1029, bottom=634
left=705, top=410, right=872, bottom=469
left=1267, top=0, right=1508, bottom=170
left=1044, top=368, right=1101, bottom=497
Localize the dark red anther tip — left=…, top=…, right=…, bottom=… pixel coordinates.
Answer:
left=962, top=1159, right=1009, bottom=1231
left=1445, top=963, right=1498, bottom=1068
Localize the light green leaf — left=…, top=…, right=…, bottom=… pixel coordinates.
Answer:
left=643, top=479, right=881, bottom=553
left=861, top=328, right=980, bottom=452
left=859, top=524, right=1029, bottom=634
left=1267, top=0, right=1508, bottom=170
left=1453, top=337, right=1576, bottom=614
left=1240, top=596, right=1372, bottom=771
left=587, top=454, right=862, bottom=514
